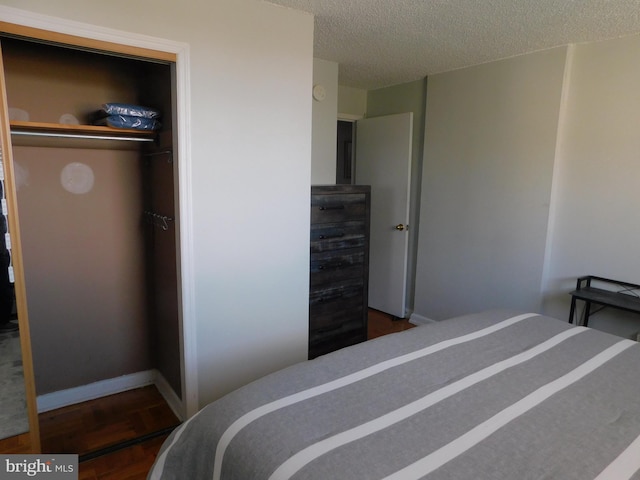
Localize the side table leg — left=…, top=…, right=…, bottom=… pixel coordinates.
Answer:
left=568, top=297, right=577, bottom=324
left=583, top=301, right=591, bottom=327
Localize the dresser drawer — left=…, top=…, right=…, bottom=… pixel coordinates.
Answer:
left=310, top=280, right=364, bottom=317
left=309, top=305, right=364, bottom=335
left=310, top=248, right=364, bottom=287
left=309, top=329, right=367, bottom=358
left=310, top=221, right=366, bottom=253
left=311, top=193, right=367, bottom=224
left=309, top=314, right=365, bottom=349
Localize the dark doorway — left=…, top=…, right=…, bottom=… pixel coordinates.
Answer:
left=336, top=120, right=354, bottom=184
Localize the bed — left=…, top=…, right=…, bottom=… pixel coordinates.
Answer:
left=148, top=309, right=640, bottom=480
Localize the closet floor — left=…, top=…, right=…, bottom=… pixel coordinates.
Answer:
left=39, top=385, right=180, bottom=459
left=78, top=433, right=170, bottom=480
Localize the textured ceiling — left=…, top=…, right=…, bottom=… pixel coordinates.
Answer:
left=266, top=0, right=640, bottom=90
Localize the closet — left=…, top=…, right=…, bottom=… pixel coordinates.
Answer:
left=0, top=23, right=183, bottom=453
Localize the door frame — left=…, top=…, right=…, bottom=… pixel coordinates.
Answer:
left=336, top=113, right=363, bottom=184
left=0, top=7, right=198, bottom=419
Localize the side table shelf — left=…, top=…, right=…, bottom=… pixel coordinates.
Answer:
left=568, top=275, right=640, bottom=326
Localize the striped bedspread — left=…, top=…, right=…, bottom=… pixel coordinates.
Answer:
left=148, top=310, right=640, bottom=480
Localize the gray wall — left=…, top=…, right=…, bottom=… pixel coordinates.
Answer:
left=413, top=47, right=567, bottom=321
left=414, top=33, right=640, bottom=339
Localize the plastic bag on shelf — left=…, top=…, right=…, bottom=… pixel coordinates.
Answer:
left=98, top=103, right=162, bottom=119
left=94, top=115, right=162, bottom=131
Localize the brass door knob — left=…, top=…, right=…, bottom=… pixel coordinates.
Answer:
left=395, top=224, right=406, bottom=231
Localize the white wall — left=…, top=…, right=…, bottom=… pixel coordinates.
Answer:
left=414, top=47, right=567, bottom=321
left=541, top=35, right=640, bottom=338
left=311, top=58, right=338, bottom=184
left=338, top=85, right=367, bottom=118
left=0, top=0, right=314, bottom=409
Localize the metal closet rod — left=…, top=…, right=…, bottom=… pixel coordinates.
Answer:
left=10, top=130, right=156, bottom=142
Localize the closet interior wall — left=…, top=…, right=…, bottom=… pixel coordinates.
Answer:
left=1, top=36, right=181, bottom=403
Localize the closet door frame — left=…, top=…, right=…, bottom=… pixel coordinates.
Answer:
left=0, top=10, right=197, bottom=420
left=0, top=40, right=40, bottom=453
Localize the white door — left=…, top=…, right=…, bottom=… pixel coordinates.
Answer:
left=355, top=113, right=413, bottom=318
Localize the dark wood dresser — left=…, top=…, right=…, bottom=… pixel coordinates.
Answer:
left=309, top=185, right=371, bottom=359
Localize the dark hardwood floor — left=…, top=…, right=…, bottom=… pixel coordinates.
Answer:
left=39, top=385, right=179, bottom=458
left=367, top=308, right=416, bottom=339
left=77, top=433, right=170, bottom=480
left=0, top=309, right=415, bottom=479
left=40, top=385, right=180, bottom=480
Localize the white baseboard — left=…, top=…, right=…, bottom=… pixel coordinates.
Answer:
left=154, top=372, right=185, bottom=421
left=37, top=369, right=183, bottom=420
left=409, top=312, right=437, bottom=325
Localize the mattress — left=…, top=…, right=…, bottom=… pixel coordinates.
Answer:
left=148, top=309, right=640, bottom=480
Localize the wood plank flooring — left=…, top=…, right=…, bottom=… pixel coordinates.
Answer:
left=0, top=309, right=416, bottom=479
left=39, top=385, right=179, bottom=457
left=0, top=432, right=33, bottom=454
left=40, top=385, right=180, bottom=480
left=0, top=385, right=178, bottom=478
left=78, top=434, right=170, bottom=480
left=367, top=308, right=416, bottom=339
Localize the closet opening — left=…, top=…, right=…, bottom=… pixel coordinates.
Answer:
left=1, top=32, right=183, bottom=456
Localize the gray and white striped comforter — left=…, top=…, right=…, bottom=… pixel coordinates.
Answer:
left=148, top=310, right=640, bottom=480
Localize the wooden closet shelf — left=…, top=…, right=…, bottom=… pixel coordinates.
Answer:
left=10, top=120, right=157, bottom=142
